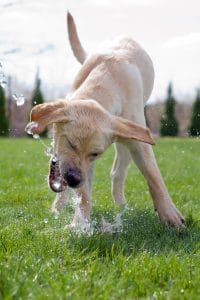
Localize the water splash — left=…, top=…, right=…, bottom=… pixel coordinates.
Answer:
left=25, top=122, right=62, bottom=193
left=25, top=122, right=46, bottom=143
left=44, top=146, right=54, bottom=157
left=40, top=141, right=54, bottom=158
left=45, top=146, right=59, bottom=166
left=100, top=213, right=123, bottom=233
left=25, top=121, right=38, bottom=135
left=25, top=121, right=46, bottom=146
left=33, top=134, right=40, bottom=139
left=64, top=190, right=126, bottom=234
left=12, top=94, right=26, bottom=106
left=25, top=121, right=56, bottom=162
left=68, top=191, right=91, bottom=233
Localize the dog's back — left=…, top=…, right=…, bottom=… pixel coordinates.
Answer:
left=67, top=12, right=154, bottom=105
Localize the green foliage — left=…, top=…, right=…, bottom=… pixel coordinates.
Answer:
left=32, top=77, right=44, bottom=107
left=189, top=89, right=200, bottom=136
left=0, top=85, right=9, bottom=136
left=160, top=83, right=179, bottom=136
left=0, top=138, right=200, bottom=299
left=31, top=71, right=46, bottom=136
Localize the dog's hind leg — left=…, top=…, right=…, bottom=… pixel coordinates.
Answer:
left=127, top=140, right=185, bottom=227
left=111, top=143, right=131, bottom=206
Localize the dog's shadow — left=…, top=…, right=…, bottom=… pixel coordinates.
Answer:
left=67, top=208, right=200, bottom=257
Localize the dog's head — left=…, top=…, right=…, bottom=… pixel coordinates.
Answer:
left=27, top=99, right=154, bottom=190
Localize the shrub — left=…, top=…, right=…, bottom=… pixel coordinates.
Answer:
left=0, top=85, right=9, bottom=136
left=188, top=89, right=200, bottom=136
left=160, top=83, right=179, bottom=136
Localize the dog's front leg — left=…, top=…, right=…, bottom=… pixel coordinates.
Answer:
left=68, top=183, right=91, bottom=230
left=127, top=141, right=185, bottom=227
left=51, top=189, right=68, bottom=216
left=77, top=184, right=91, bottom=221
left=69, top=165, right=93, bottom=230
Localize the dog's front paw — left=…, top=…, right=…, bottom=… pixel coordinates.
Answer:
left=156, top=202, right=185, bottom=228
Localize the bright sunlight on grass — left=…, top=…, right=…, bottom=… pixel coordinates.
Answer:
left=0, top=138, right=200, bottom=299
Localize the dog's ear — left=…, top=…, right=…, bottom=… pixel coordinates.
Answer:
left=27, top=100, right=68, bottom=134
left=112, top=116, right=155, bottom=145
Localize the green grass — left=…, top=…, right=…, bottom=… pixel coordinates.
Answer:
left=0, top=137, right=200, bottom=299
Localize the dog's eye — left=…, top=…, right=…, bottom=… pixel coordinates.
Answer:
left=89, top=152, right=102, bottom=160
left=91, top=153, right=99, bottom=157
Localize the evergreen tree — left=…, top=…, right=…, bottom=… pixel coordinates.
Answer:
left=160, top=83, right=179, bottom=136
left=0, top=85, right=9, bottom=136
left=32, top=71, right=44, bottom=107
left=31, top=71, right=47, bottom=136
left=189, top=89, right=200, bottom=136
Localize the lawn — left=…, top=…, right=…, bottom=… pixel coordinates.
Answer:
left=0, top=138, right=200, bottom=299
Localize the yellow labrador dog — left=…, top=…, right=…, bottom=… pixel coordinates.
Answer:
left=27, top=12, right=184, bottom=228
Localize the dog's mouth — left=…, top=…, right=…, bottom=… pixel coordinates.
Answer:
left=48, top=157, right=68, bottom=193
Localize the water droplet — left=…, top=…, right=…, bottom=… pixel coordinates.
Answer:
left=0, top=80, right=7, bottom=89
left=45, top=146, right=54, bottom=157
left=0, top=75, right=6, bottom=88
left=33, top=134, right=40, bottom=139
left=12, top=94, right=25, bottom=106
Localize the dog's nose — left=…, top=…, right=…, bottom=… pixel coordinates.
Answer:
left=64, top=169, right=82, bottom=188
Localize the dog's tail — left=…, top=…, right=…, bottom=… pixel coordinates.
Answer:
left=67, top=11, right=87, bottom=64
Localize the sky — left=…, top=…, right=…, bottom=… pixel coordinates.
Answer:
left=0, top=0, right=200, bottom=103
